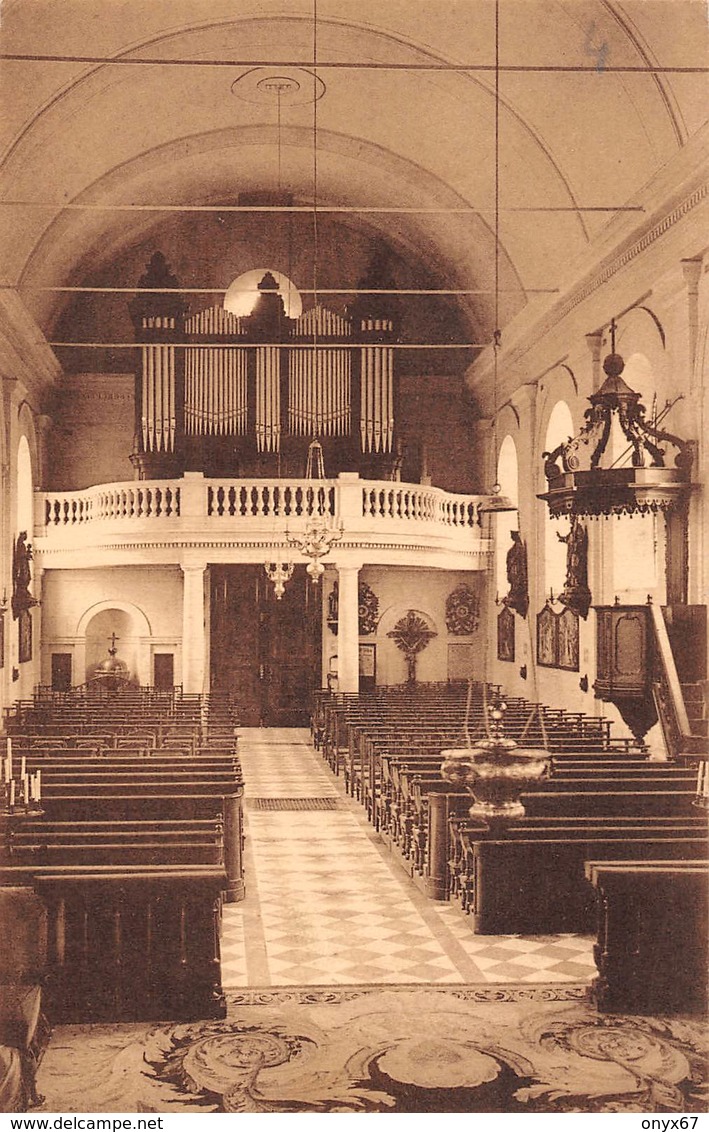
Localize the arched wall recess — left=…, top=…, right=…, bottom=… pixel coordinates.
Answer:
left=76, top=599, right=152, bottom=638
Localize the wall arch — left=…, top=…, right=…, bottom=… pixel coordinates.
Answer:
left=16, top=434, right=33, bottom=538
left=77, top=600, right=152, bottom=685
left=76, top=599, right=152, bottom=638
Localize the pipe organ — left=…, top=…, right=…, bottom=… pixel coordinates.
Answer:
left=130, top=262, right=400, bottom=479
left=289, top=307, right=351, bottom=440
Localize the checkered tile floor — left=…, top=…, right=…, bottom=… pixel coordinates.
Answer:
left=221, top=728, right=597, bottom=988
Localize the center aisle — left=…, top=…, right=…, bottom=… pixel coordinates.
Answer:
left=221, top=728, right=596, bottom=987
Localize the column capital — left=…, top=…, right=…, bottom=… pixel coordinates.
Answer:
left=180, top=557, right=207, bottom=574
left=681, top=257, right=703, bottom=292
left=335, top=562, right=362, bottom=575
left=585, top=330, right=604, bottom=361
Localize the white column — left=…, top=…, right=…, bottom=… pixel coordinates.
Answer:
left=337, top=564, right=360, bottom=693
left=181, top=563, right=207, bottom=694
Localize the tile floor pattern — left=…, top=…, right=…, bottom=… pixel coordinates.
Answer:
left=220, top=728, right=597, bottom=987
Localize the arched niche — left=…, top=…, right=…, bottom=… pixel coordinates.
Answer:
left=16, top=434, right=34, bottom=537
left=77, top=600, right=152, bottom=685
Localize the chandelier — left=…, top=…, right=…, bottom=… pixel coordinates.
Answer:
left=538, top=321, right=694, bottom=519
left=263, top=560, right=295, bottom=600
left=285, top=515, right=344, bottom=582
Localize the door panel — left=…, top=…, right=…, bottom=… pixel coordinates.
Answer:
left=154, top=653, right=174, bottom=690
left=51, top=652, right=72, bottom=691
left=210, top=565, right=321, bottom=726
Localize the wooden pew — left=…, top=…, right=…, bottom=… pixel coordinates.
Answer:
left=459, top=833, right=708, bottom=934
left=0, top=886, right=49, bottom=1112
left=6, top=757, right=245, bottom=902
left=586, top=860, right=709, bottom=1014
left=0, top=865, right=227, bottom=1024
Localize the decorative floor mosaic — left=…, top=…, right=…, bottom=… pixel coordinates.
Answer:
left=220, top=729, right=597, bottom=988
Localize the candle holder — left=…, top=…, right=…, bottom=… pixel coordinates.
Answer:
left=2, top=780, right=44, bottom=817
left=440, top=703, right=549, bottom=830
left=2, top=746, right=43, bottom=816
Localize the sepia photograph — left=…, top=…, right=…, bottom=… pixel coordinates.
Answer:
left=0, top=0, right=707, bottom=1117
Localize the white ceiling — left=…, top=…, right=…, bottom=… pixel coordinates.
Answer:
left=0, top=0, right=706, bottom=338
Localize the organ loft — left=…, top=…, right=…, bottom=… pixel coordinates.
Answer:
left=0, top=0, right=707, bottom=1116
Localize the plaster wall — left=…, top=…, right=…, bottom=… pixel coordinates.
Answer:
left=40, top=565, right=183, bottom=687
left=47, top=374, right=135, bottom=490
left=322, top=566, right=483, bottom=687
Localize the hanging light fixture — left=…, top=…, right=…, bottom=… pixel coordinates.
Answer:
left=263, top=560, right=295, bottom=600
left=538, top=319, right=694, bottom=519
left=286, top=518, right=344, bottom=582
left=284, top=440, right=343, bottom=583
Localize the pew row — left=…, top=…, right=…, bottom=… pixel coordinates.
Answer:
left=0, top=865, right=227, bottom=1024
left=586, top=861, right=709, bottom=1015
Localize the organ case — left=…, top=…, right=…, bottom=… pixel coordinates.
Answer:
left=130, top=261, right=400, bottom=479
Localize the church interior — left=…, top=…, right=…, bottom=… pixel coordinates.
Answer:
left=0, top=0, right=707, bottom=1115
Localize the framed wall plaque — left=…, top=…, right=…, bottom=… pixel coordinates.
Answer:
left=536, top=603, right=579, bottom=671
left=497, top=606, right=515, bottom=662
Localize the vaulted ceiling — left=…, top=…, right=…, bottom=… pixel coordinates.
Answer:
left=0, top=0, right=706, bottom=347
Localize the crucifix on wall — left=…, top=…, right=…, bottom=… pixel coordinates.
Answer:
left=387, top=610, right=437, bottom=684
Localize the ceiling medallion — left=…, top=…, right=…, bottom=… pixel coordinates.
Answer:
left=538, top=321, right=694, bottom=520
left=231, top=68, right=326, bottom=105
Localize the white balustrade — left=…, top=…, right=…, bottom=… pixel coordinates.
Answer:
left=206, top=479, right=336, bottom=520
left=361, top=481, right=478, bottom=527
left=43, top=481, right=181, bottom=526
left=38, top=477, right=485, bottom=562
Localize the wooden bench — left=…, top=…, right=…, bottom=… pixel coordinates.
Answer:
left=0, top=886, right=49, bottom=1111
left=586, top=860, right=709, bottom=1014
left=0, top=865, right=227, bottom=1024
left=458, top=833, right=708, bottom=934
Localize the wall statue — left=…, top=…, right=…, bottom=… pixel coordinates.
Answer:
left=503, top=531, right=529, bottom=619
left=557, top=517, right=592, bottom=619
left=12, top=531, right=39, bottom=620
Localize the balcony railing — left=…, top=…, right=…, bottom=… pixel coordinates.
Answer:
left=42, top=475, right=481, bottom=528
left=36, top=474, right=489, bottom=568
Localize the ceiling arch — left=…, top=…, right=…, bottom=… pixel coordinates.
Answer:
left=0, top=0, right=705, bottom=345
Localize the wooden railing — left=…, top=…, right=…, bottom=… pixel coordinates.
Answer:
left=650, top=602, right=692, bottom=760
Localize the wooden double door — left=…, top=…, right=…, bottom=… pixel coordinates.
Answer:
left=210, top=564, right=322, bottom=726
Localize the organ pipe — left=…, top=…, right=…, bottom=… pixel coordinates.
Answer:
left=141, top=343, right=176, bottom=453
left=136, top=296, right=394, bottom=458
left=359, top=343, right=393, bottom=454
left=184, top=346, right=248, bottom=436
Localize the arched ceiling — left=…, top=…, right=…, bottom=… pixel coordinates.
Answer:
left=0, top=0, right=706, bottom=345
